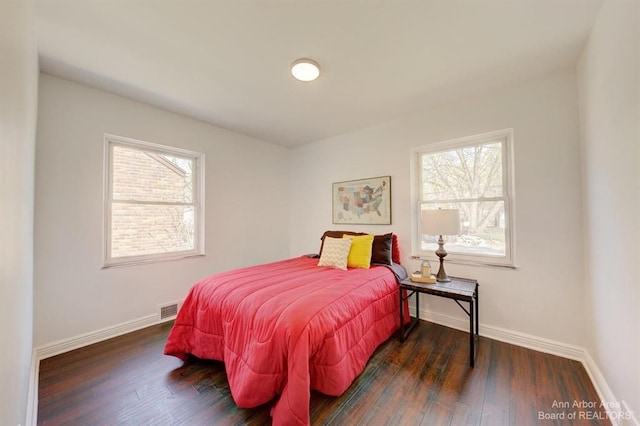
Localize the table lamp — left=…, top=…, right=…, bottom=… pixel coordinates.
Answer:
left=421, top=208, right=460, bottom=282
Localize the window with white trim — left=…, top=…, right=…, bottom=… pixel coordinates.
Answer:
left=413, top=129, right=515, bottom=266
left=104, top=134, right=204, bottom=267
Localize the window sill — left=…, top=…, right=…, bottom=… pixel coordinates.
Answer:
left=411, top=255, right=517, bottom=270
left=102, top=253, right=205, bottom=269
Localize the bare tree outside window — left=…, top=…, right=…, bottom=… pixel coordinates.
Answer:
left=416, top=130, right=514, bottom=265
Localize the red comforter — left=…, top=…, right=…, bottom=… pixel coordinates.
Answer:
left=164, top=256, right=402, bottom=425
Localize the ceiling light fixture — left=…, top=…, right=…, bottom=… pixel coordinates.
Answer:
left=290, top=58, right=320, bottom=82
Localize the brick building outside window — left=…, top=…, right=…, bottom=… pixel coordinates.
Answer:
left=104, top=135, right=204, bottom=267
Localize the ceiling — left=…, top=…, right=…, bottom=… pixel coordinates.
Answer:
left=35, top=0, right=603, bottom=148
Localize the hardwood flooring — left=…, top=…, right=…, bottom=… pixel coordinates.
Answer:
left=38, top=320, right=610, bottom=425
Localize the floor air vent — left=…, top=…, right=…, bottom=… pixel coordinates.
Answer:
left=159, top=302, right=180, bottom=321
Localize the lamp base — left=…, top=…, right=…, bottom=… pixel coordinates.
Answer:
left=436, top=274, right=451, bottom=283
left=435, top=235, right=451, bottom=282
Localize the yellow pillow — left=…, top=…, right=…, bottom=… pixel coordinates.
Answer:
left=342, top=234, right=374, bottom=269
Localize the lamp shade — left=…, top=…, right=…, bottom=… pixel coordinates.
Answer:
left=421, top=209, right=460, bottom=236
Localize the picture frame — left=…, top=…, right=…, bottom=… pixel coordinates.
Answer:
left=332, top=176, right=391, bottom=225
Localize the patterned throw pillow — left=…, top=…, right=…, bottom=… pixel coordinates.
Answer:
left=317, top=237, right=352, bottom=270
left=342, top=234, right=374, bottom=269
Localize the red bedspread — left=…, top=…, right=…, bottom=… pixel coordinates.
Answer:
left=164, top=256, right=402, bottom=425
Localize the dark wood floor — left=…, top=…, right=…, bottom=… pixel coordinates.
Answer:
left=38, top=320, right=610, bottom=425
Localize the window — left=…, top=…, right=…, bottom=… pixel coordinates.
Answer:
left=413, top=129, right=515, bottom=267
left=104, top=134, right=204, bottom=267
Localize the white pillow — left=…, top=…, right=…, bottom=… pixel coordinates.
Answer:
left=317, top=237, right=352, bottom=270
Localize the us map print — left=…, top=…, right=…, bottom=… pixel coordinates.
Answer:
left=332, top=176, right=391, bottom=225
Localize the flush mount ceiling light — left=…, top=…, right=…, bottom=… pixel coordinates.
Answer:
left=290, top=58, right=320, bottom=82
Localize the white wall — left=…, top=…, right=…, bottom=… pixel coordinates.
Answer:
left=290, top=69, right=587, bottom=348
left=0, top=0, right=38, bottom=424
left=34, top=74, right=291, bottom=347
left=577, top=0, right=639, bottom=420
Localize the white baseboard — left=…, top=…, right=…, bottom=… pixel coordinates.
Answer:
left=414, top=305, right=638, bottom=426
left=25, top=351, right=39, bottom=426
left=35, top=314, right=159, bottom=360
left=582, top=351, right=639, bottom=426
left=413, top=305, right=584, bottom=360
left=27, top=314, right=171, bottom=426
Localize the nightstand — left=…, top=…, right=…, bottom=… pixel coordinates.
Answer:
left=399, top=276, right=479, bottom=367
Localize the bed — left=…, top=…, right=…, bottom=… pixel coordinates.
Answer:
left=164, top=232, right=407, bottom=425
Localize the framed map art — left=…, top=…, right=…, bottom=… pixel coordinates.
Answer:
left=332, top=176, right=391, bottom=225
